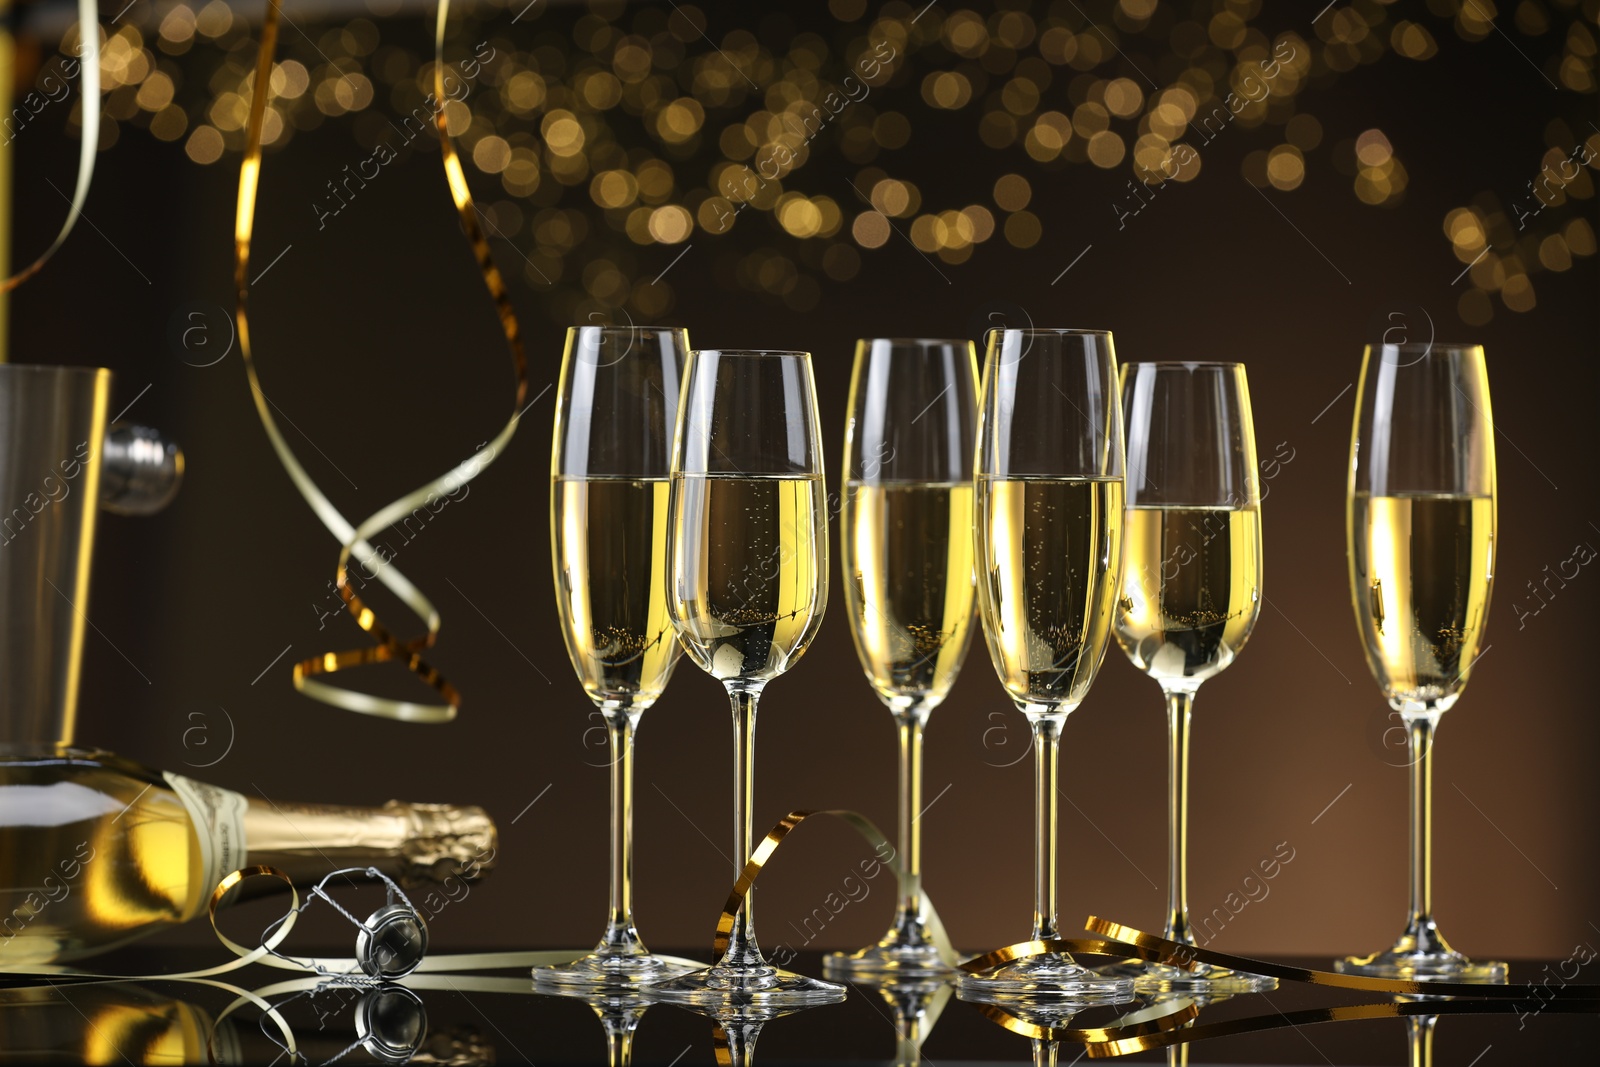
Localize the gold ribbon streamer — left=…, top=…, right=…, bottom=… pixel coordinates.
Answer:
left=970, top=996, right=1600, bottom=1059
left=1083, top=916, right=1598, bottom=1000
left=0, top=865, right=696, bottom=983
left=2, top=0, right=99, bottom=292
left=1084, top=997, right=1600, bottom=1059
left=971, top=996, right=1200, bottom=1044
left=714, top=809, right=958, bottom=969
left=236, top=0, right=527, bottom=722
left=957, top=937, right=1192, bottom=975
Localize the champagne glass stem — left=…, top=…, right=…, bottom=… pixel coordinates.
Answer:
left=601, top=708, right=643, bottom=953
left=1031, top=715, right=1065, bottom=941
left=894, top=707, right=928, bottom=928
left=1407, top=1014, right=1436, bottom=1067
left=714, top=1020, right=762, bottom=1066
left=723, top=687, right=763, bottom=968
left=894, top=1008, right=922, bottom=1067
left=1164, top=689, right=1194, bottom=946
left=602, top=1021, right=635, bottom=1067
left=1404, top=712, right=1438, bottom=946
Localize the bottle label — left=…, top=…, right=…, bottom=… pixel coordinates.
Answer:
left=164, top=772, right=249, bottom=899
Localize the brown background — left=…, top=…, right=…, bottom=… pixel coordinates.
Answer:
left=8, top=0, right=1597, bottom=964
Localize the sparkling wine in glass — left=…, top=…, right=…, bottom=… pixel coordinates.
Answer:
left=648, top=350, right=844, bottom=1007
left=537, top=325, right=693, bottom=991
left=1111, top=361, right=1274, bottom=994
left=824, top=338, right=979, bottom=980
left=959, top=329, right=1134, bottom=1002
left=1337, top=342, right=1505, bottom=982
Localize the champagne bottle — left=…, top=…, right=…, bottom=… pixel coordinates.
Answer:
left=0, top=746, right=496, bottom=965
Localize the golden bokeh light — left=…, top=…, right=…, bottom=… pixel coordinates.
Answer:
left=1086, top=129, right=1126, bottom=168
left=1501, top=272, right=1536, bottom=312
left=777, top=195, right=824, bottom=238
left=473, top=134, right=511, bottom=175
left=648, top=204, right=693, bottom=244
left=1004, top=210, right=1041, bottom=248
left=591, top=169, right=639, bottom=209
left=1267, top=145, right=1305, bottom=191
left=870, top=178, right=913, bottom=217
left=922, top=71, right=973, bottom=109
left=1024, top=111, right=1072, bottom=161
left=1102, top=77, right=1143, bottom=118
left=962, top=204, right=996, bottom=242
left=993, top=173, right=1031, bottom=212
left=109, top=0, right=1590, bottom=323
left=184, top=123, right=223, bottom=164
left=1565, top=217, right=1597, bottom=255
left=1538, top=234, right=1573, bottom=271
left=852, top=210, right=891, bottom=249
left=656, top=97, right=705, bottom=142
left=1355, top=129, right=1393, bottom=167
left=543, top=111, right=586, bottom=157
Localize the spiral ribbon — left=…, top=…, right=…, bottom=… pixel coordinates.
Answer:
left=2, top=0, right=99, bottom=292
left=713, top=808, right=959, bottom=968
left=1078, top=915, right=1596, bottom=999
left=236, top=0, right=527, bottom=722
left=971, top=995, right=1600, bottom=1057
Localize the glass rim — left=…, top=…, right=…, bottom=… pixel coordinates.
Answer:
left=857, top=336, right=972, bottom=348
left=1366, top=341, right=1483, bottom=353
left=1124, top=360, right=1244, bottom=370
left=565, top=323, right=688, bottom=335
left=983, top=327, right=1112, bottom=338
left=0, top=364, right=109, bottom=379
left=689, top=348, right=811, bottom=359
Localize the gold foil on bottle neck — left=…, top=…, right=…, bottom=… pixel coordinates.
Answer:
left=383, top=801, right=497, bottom=884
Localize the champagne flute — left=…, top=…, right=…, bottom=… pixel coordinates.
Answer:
left=537, top=325, right=693, bottom=991
left=825, top=338, right=980, bottom=979
left=960, top=328, right=1134, bottom=1001
left=1111, top=362, right=1274, bottom=994
left=649, top=349, right=844, bottom=1007
left=1337, top=342, right=1504, bottom=981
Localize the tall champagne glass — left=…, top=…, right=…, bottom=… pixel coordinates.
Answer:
left=825, top=339, right=979, bottom=979
left=1112, top=362, right=1274, bottom=994
left=960, top=329, right=1134, bottom=1001
left=1337, top=342, right=1504, bottom=981
left=538, top=326, right=693, bottom=991
left=649, top=350, right=844, bottom=1007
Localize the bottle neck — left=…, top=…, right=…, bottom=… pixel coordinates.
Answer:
left=208, top=799, right=495, bottom=911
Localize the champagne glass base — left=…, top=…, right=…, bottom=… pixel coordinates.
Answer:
left=1127, top=961, right=1276, bottom=994
left=646, top=963, right=847, bottom=1008
left=823, top=937, right=955, bottom=980
left=1335, top=947, right=1508, bottom=983
left=534, top=950, right=698, bottom=992
left=958, top=953, right=1135, bottom=1001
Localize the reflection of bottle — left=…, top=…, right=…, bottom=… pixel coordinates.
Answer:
left=0, top=982, right=228, bottom=1064
left=0, top=982, right=495, bottom=1065
left=0, top=747, right=496, bottom=964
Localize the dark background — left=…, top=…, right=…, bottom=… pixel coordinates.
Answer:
left=7, top=0, right=1597, bottom=971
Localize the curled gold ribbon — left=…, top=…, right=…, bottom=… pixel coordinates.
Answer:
left=971, top=996, right=1200, bottom=1044
left=970, top=995, right=1600, bottom=1059
left=1084, top=916, right=1598, bottom=1000
left=0, top=864, right=687, bottom=982
left=714, top=809, right=958, bottom=969
left=957, top=936, right=1192, bottom=975
left=2, top=0, right=99, bottom=292
left=237, top=0, right=527, bottom=722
